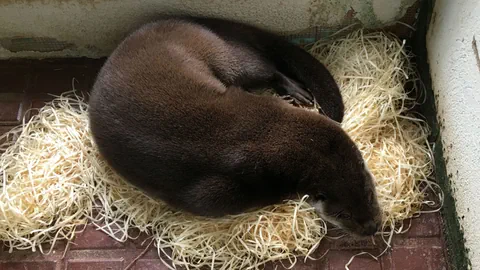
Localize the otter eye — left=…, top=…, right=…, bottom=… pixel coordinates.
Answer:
left=314, top=194, right=327, bottom=201
left=337, top=212, right=351, bottom=220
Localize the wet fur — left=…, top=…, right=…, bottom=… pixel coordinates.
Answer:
left=89, top=17, right=381, bottom=236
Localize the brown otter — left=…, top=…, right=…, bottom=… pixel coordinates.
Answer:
left=89, top=17, right=382, bottom=236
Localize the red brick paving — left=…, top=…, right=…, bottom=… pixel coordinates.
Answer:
left=0, top=59, right=450, bottom=269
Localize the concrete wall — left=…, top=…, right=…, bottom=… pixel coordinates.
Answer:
left=427, top=0, right=480, bottom=268
left=0, top=0, right=416, bottom=59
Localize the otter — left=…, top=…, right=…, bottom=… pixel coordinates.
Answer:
left=89, top=17, right=382, bottom=236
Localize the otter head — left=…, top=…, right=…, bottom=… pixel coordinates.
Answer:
left=296, top=120, right=382, bottom=237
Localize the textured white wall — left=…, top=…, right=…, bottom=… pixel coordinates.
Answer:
left=0, top=0, right=416, bottom=58
left=427, top=0, right=480, bottom=268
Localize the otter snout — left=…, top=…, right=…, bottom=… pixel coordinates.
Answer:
left=360, top=220, right=381, bottom=236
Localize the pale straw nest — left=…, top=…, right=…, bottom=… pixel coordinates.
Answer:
left=0, top=29, right=442, bottom=269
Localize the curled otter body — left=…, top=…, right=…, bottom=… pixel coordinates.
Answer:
left=89, top=17, right=382, bottom=236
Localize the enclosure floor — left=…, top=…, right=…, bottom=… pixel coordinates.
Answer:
left=0, top=59, right=449, bottom=270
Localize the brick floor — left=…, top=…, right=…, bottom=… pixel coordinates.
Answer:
left=0, top=59, right=450, bottom=270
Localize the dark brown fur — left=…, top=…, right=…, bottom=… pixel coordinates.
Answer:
left=89, top=17, right=381, bottom=236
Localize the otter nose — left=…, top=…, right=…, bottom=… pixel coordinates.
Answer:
left=363, top=221, right=380, bottom=236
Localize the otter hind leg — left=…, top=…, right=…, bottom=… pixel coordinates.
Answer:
left=270, top=71, right=314, bottom=106
left=224, top=52, right=315, bottom=106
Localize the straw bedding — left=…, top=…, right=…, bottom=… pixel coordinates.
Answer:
left=0, top=29, right=441, bottom=269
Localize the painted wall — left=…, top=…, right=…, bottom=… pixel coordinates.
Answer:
left=0, top=0, right=416, bottom=58
left=427, top=0, right=480, bottom=268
